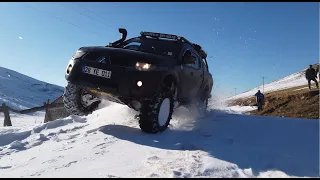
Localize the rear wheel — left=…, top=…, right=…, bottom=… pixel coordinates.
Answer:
left=197, top=92, right=209, bottom=118
left=138, top=86, right=174, bottom=133
left=63, top=83, right=101, bottom=116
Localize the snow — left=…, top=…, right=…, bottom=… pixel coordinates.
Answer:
left=0, top=66, right=318, bottom=178
left=0, top=112, right=44, bottom=129
left=0, top=66, right=64, bottom=110
left=214, top=105, right=257, bottom=114
left=0, top=101, right=318, bottom=178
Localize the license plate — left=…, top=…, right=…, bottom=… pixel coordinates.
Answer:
left=82, top=66, right=112, bottom=79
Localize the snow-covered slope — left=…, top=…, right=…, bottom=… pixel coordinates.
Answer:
left=0, top=66, right=64, bottom=110
left=0, top=101, right=318, bottom=178
left=226, top=65, right=318, bottom=101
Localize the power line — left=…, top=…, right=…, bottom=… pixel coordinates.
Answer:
left=59, top=3, right=113, bottom=30
left=71, top=2, right=114, bottom=28
left=22, top=3, right=105, bottom=38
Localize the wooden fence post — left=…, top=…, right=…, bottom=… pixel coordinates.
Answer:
left=2, top=103, right=12, bottom=127
left=44, top=99, right=51, bottom=123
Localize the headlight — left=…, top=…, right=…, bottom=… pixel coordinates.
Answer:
left=66, top=58, right=76, bottom=74
left=135, top=62, right=156, bottom=71
left=72, top=50, right=86, bottom=59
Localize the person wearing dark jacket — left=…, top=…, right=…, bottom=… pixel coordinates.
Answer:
left=305, top=65, right=319, bottom=90
left=254, top=90, right=264, bottom=111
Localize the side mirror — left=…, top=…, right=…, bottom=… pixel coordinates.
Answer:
left=183, top=56, right=196, bottom=64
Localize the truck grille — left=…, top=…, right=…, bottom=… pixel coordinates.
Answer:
left=83, top=53, right=135, bottom=67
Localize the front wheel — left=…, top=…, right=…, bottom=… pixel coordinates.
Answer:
left=63, top=83, right=101, bottom=116
left=138, top=87, right=174, bottom=133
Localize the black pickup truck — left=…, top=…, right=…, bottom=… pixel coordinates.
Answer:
left=63, top=28, right=213, bottom=133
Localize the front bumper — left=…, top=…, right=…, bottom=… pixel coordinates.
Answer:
left=65, top=58, right=165, bottom=99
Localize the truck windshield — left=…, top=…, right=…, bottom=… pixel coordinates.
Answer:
left=122, top=38, right=182, bottom=58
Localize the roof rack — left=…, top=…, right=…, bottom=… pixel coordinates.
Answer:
left=140, top=31, right=207, bottom=59
left=140, top=31, right=178, bottom=40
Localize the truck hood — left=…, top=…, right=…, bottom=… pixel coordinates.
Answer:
left=79, top=46, right=177, bottom=66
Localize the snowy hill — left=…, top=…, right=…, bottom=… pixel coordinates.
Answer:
left=0, top=67, right=318, bottom=178
left=226, top=64, right=319, bottom=101
left=0, top=101, right=318, bottom=178
left=0, top=66, right=64, bottom=110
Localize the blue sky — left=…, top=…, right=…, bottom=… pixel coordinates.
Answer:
left=0, top=2, right=318, bottom=98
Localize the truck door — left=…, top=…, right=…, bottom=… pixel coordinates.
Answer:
left=178, top=47, right=203, bottom=101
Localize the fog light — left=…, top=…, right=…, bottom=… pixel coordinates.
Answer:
left=67, top=64, right=73, bottom=74
left=137, top=81, right=142, bottom=87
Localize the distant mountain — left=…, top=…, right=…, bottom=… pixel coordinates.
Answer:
left=0, top=66, right=64, bottom=110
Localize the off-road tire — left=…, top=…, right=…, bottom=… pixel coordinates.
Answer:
left=138, top=86, right=174, bottom=133
left=63, top=82, right=100, bottom=116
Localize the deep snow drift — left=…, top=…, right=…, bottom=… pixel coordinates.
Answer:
left=0, top=100, right=318, bottom=178
left=0, top=66, right=64, bottom=110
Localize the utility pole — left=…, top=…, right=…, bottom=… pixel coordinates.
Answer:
left=234, top=88, right=237, bottom=96
left=261, top=76, right=267, bottom=93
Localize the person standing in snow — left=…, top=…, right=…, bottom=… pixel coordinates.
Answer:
left=305, top=65, right=319, bottom=90
left=254, top=90, right=264, bottom=112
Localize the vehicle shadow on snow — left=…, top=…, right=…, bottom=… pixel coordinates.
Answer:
left=99, top=109, right=319, bottom=177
